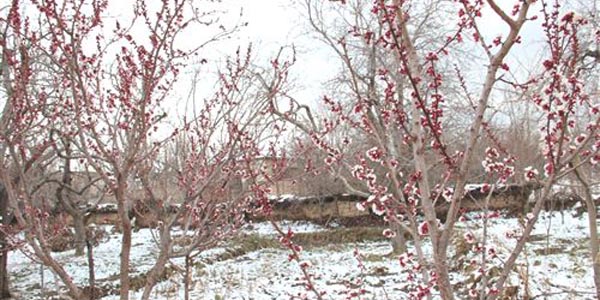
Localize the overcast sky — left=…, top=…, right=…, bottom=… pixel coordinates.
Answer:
left=219, top=0, right=549, bottom=102
left=202, top=0, right=339, bottom=109
left=36, top=0, right=573, bottom=132
left=15, top=0, right=586, bottom=115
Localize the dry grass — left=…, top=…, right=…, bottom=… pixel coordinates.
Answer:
left=292, top=227, right=386, bottom=248
left=76, top=226, right=388, bottom=297
left=209, top=226, right=387, bottom=262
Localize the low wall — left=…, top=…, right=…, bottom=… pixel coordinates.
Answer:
left=61, top=184, right=546, bottom=228
left=435, top=183, right=541, bottom=217
left=260, top=194, right=381, bottom=226
left=266, top=184, right=542, bottom=223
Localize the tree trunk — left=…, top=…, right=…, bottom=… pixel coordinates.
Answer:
left=117, top=186, right=132, bottom=300
left=434, top=257, right=454, bottom=300
left=57, top=139, right=86, bottom=256
left=73, top=214, right=86, bottom=256
left=573, top=165, right=600, bottom=299
left=0, top=184, right=11, bottom=299
left=184, top=255, right=191, bottom=300
left=140, top=227, right=171, bottom=300
left=0, top=252, right=8, bottom=300
left=86, top=238, right=96, bottom=300
left=29, top=240, right=84, bottom=299
left=391, top=224, right=407, bottom=254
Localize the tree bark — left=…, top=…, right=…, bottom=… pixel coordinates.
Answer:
left=86, top=237, right=96, bottom=300
left=573, top=164, right=600, bottom=299
left=184, top=255, right=191, bottom=300
left=57, top=139, right=86, bottom=256
left=29, top=240, right=84, bottom=299
left=117, top=185, right=132, bottom=300
left=73, top=215, right=86, bottom=256
left=140, top=227, right=171, bottom=300
left=0, top=184, right=11, bottom=299
left=390, top=222, right=407, bottom=254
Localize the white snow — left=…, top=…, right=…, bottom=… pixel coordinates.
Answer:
left=241, top=220, right=326, bottom=235
left=6, top=211, right=599, bottom=299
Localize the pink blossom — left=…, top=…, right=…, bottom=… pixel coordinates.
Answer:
left=418, top=221, right=430, bottom=235
left=464, top=232, right=475, bottom=244
left=372, top=203, right=386, bottom=216
left=366, top=147, right=384, bottom=162
left=383, top=228, right=396, bottom=238
left=524, top=166, right=539, bottom=181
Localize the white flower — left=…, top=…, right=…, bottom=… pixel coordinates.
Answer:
left=356, top=202, right=366, bottom=211
left=468, top=289, right=478, bottom=298
left=523, top=166, right=538, bottom=181
left=380, top=194, right=392, bottom=204
left=372, top=203, right=386, bottom=216
left=442, top=187, right=454, bottom=202
left=366, top=195, right=377, bottom=203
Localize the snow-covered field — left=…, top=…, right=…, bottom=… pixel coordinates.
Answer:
left=7, top=211, right=598, bottom=299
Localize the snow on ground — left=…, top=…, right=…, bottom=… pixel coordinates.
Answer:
left=8, top=226, right=164, bottom=299
left=100, top=242, right=405, bottom=300
left=241, top=220, right=327, bottom=236
left=451, top=211, right=597, bottom=299
left=7, top=213, right=599, bottom=299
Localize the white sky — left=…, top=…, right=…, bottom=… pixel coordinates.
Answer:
left=114, top=0, right=341, bottom=123
left=218, top=0, right=550, bottom=95
left=101, top=0, right=561, bottom=140
left=198, top=0, right=339, bottom=109
left=97, top=0, right=554, bottom=116
left=13, top=0, right=574, bottom=134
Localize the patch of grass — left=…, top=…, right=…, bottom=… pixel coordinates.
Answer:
left=367, top=266, right=394, bottom=276
left=209, top=227, right=388, bottom=263
left=129, top=264, right=178, bottom=291
left=556, top=237, right=588, bottom=253
left=292, top=227, right=386, bottom=248
left=533, top=247, right=564, bottom=255
left=236, top=234, right=281, bottom=250
left=363, top=253, right=385, bottom=262
left=211, top=234, right=280, bottom=262
left=527, top=234, right=548, bottom=242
